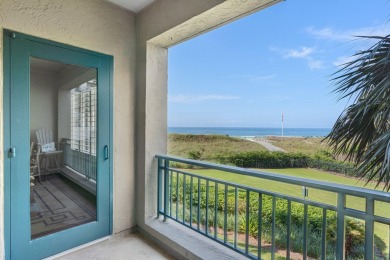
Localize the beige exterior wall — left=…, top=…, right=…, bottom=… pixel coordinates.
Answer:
left=0, top=0, right=136, bottom=256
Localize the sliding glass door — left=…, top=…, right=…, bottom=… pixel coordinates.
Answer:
left=4, top=31, right=112, bottom=259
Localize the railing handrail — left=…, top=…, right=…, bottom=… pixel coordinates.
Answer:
left=155, top=154, right=390, bottom=201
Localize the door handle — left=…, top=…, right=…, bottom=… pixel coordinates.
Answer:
left=104, top=145, right=109, bottom=160
left=8, top=147, right=16, bottom=158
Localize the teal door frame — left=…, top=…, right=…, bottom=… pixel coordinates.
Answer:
left=3, top=30, right=113, bottom=259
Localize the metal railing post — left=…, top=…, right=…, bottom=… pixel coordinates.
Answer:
left=157, top=158, right=162, bottom=217
left=336, top=193, right=346, bottom=260
left=321, top=209, right=327, bottom=260
left=365, top=198, right=374, bottom=259
left=163, top=160, right=170, bottom=221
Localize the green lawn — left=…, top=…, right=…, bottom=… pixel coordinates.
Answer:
left=186, top=167, right=390, bottom=258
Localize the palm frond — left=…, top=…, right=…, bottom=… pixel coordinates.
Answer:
left=326, top=34, right=390, bottom=190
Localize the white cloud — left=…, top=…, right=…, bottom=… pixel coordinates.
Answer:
left=284, top=47, right=315, bottom=58
left=270, top=46, right=316, bottom=59
left=306, top=25, right=389, bottom=42
left=270, top=46, right=324, bottom=70
left=333, top=56, right=356, bottom=67
left=169, top=94, right=239, bottom=104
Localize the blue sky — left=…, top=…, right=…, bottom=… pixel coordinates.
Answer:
left=168, top=0, right=389, bottom=128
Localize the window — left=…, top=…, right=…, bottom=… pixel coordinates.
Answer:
left=71, top=80, right=96, bottom=155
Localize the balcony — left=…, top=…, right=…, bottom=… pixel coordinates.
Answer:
left=49, top=154, right=389, bottom=259
left=155, top=155, right=390, bottom=260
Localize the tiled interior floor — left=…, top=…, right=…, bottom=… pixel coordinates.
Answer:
left=51, top=232, right=173, bottom=260
left=31, top=174, right=96, bottom=238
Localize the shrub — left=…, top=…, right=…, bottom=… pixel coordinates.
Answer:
left=224, top=151, right=310, bottom=168
left=213, top=150, right=360, bottom=178
left=188, top=150, right=203, bottom=160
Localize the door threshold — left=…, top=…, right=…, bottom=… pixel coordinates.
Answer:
left=43, top=236, right=111, bottom=260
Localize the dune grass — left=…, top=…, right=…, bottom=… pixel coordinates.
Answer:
left=264, top=136, right=330, bottom=155
left=168, top=134, right=266, bottom=159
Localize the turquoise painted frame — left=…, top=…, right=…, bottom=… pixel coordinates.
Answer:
left=3, top=29, right=113, bottom=259
left=3, top=29, right=11, bottom=260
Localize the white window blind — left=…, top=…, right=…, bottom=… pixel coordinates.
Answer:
left=71, top=80, right=96, bottom=155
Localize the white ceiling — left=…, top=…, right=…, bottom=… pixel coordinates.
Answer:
left=106, top=0, right=156, bottom=12
left=31, top=58, right=92, bottom=74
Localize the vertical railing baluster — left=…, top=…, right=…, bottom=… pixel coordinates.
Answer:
left=206, top=180, right=209, bottom=235
left=190, top=176, right=193, bottom=226
left=336, top=193, right=346, bottom=260
left=214, top=183, right=218, bottom=239
left=365, top=198, right=374, bottom=260
left=157, top=158, right=162, bottom=217
left=258, top=193, right=262, bottom=259
left=245, top=190, right=250, bottom=254
left=163, top=160, right=170, bottom=221
left=197, top=178, right=201, bottom=231
left=271, top=197, right=276, bottom=260
left=183, top=175, right=186, bottom=224
left=321, top=208, right=327, bottom=260
left=234, top=187, right=238, bottom=249
left=286, top=200, right=291, bottom=260
left=176, top=172, right=179, bottom=220
left=388, top=225, right=390, bottom=260
left=224, top=185, right=228, bottom=244
left=170, top=170, right=173, bottom=217
left=303, top=204, right=308, bottom=259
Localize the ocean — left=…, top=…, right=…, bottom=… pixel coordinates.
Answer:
left=168, top=127, right=331, bottom=137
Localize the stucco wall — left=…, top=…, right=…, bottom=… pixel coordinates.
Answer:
left=0, top=0, right=136, bottom=256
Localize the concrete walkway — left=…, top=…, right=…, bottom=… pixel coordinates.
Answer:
left=50, top=232, right=173, bottom=260
left=249, top=138, right=286, bottom=152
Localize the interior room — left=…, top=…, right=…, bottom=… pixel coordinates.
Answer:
left=30, top=58, right=97, bottom=238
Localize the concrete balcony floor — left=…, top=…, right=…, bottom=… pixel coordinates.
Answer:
left=50, top=232, right=173, bottom=260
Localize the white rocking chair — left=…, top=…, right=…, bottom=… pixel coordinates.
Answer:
left=36, top=128, right=63, bottom=175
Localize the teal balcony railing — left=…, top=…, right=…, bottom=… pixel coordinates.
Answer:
left=156, top=155, right=390, bottom=260
left=63, top=142, right=96, bottom=181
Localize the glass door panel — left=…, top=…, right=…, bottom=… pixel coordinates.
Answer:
left=29, top=58, right=98, bottom=239
left=6, top=31, right=111, bottom=259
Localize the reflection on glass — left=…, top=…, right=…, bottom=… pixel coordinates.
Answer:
left=29, top=58, right=97, bottom=239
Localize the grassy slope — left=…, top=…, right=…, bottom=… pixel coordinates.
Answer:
left=168, top=134, right=266, bottom=159
left=264, top=136, right=330, bottom=155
